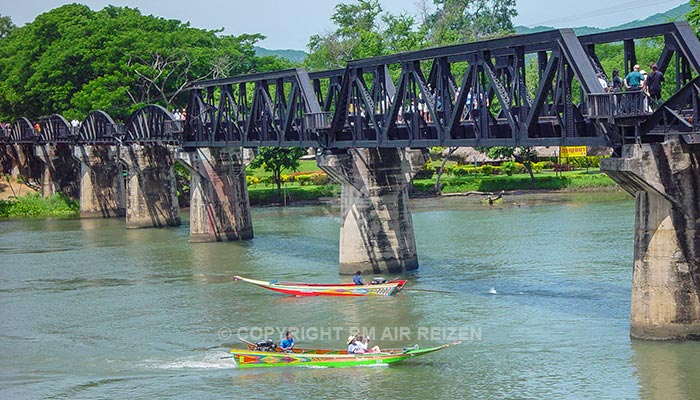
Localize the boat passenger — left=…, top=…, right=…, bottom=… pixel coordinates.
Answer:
left=355, top=335, right=381, bottom=353
left=347, top=335, right=361, bottom=353
left=353, top=271, right=364, bottom=286
left=347, top=335, right=380, bottom=354
left=279, top=331, right=295, bottom=353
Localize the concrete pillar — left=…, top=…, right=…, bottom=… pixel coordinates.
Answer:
left=601, top=138, right=700, bottom=340
left=317, top=148, right=427, bottom=275
left=73, top=146, right=126, bottom=218
left=122, top=144, right=181, bottom=228
left=177, top=148, right=254, bottom=242
left=35, top=144, right=79, bottom=198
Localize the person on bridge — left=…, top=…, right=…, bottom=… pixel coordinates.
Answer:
left=353, top=271, right=365, bottom=285
left=611, top=69, right=623, bottom=93
left=645, top=64, right=665, bottom=106
left=624, top=65, right=644, bottom=91
left=279, top=330, right=295, bottom=353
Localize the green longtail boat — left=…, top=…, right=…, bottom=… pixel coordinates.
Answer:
left=230, top=341, right=460, bottom=368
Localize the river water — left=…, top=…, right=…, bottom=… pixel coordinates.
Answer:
left=1, top=192, right=699, bottom=399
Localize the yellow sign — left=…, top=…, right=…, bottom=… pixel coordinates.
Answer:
left=560, top=146, right=587, bottom=158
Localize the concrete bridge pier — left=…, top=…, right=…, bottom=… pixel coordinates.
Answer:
left=122, top=144, right=180, bottom=228
left=177, top=148, right=254, bottom=242
left=73, top=146, right=126, bottom=218
left=317, top=148, right=427, bottom=275
left=35, top=144, right=79, bottom=198
left=602, top=138, right=700, bottom=340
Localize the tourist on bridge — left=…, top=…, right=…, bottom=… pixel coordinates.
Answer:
left=624, top=65, right=644, bottom=91
left=645, top=64, right=665, bottom=106
left=611, top=69, right=623, bottom=93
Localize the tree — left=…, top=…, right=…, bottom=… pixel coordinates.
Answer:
left=432, top=146, right=458, bottom=192
left=249, top=147, right=307, bottom=202
left=0, top=14, right=15, bottom=39
left=306, top=0, right=424, bottom=71
left=689, top=0, right=700, bottom=37
left=0, top=5, right=289, bottom=121
left=424, top=0, right=518, bottom=46
left=479, top=146, right=538, bottom=187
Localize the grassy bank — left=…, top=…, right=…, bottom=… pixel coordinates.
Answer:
left=244, top=167, right=619, bottom=205
left=247, top=184, right=339, bottom=206
left=0, top=193, right=79, bottom=218
left=414, top=169, right=618, bottom=194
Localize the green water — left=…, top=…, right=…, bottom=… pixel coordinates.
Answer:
left=1, top=192, right=699, bottom=399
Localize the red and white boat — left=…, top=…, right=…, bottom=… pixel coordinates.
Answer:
left=233, top=275, right=407, bottom=297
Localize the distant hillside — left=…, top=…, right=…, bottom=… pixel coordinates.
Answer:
left=254, top=46, right=307, bottom=63
left=515, top=2, right=691, bottom=35
left=255, top=3, right=691, bottom=62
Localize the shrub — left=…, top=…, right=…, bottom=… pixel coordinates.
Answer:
left=310, top=172, right=329, bottom=185
left=246, top=175, right=261, bottom=186
left=540, top=160, right=555, bottom=170
left=501, top=161, right=517, bottom=176
left=0, top=193, right=79, bottom=218
left=478, top=164, right=493, bottom=175
left=415, top=160, right=435, bottom=179
left=296, top=175, right=312, bottom=186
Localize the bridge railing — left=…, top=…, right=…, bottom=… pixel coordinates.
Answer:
left=588, top=92, right=653, bottom=120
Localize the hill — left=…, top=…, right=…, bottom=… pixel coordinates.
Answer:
left=254, top=46, right=307, bottom=63
left=515, top=2, right=691, bottom=35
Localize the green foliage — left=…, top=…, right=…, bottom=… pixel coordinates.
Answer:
left=0, top=14, right=16, bottom=39
left=412, top=171, right=617, bottom=193
left=424, top=0, right=517, bottom=45
left=173, top=162, right=190, bottom=206
left=501, top=161, right=516, bottom=176
left=247, top=184, right=338, bottom=205
left=478, top=164, right=493, bottom=175
left=0, top=5, right=280, bottom=121
left=0, top=193, right=79, bottom=218
left=689, top=0, right=700, bottom=37
left=415, top=160, right=435, bottom=179
left=306, top=0, right=426, bottom=70
left=249, top=147, right=307, bottom=199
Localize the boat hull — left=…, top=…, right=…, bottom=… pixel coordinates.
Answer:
left=234, top=275, right=407, bottom=296
left=231, top=343, right=456, bottom=368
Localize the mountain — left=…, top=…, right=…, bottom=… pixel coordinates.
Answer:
left=515, top=3, right=692, bottom=35
left=255, top=3, right=692, bottom=63
left=254, top=46, right=307, bottom=63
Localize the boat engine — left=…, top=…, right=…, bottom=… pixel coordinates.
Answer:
left=255, top=339, right=277, bottom=352
left=371, top=277, right=387, bottom=285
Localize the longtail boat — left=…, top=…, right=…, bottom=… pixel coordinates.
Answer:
left=231, top=342, right=459, bottom=368
left=233, top=275, right=407, bottom=297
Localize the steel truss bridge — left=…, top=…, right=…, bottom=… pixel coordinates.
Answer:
left=2, top=22, right=700, bottom=149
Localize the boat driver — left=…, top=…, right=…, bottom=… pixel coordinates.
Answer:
left=353, top=271, right=365, bottom=285
left=279, top=331, right=295, bottom=353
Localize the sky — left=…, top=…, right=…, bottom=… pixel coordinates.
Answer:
left=0, top=0, right=690, bottom=50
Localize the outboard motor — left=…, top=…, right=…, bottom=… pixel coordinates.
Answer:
left=255, top=339, right=276, bottom=352
left=371, top=277, right=387, bottom=285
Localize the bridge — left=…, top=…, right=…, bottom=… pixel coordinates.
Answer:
left=1, top=22, right=699, bottom=340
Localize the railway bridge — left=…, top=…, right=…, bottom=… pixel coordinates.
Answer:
left=1, top=22, right=699, bottom=339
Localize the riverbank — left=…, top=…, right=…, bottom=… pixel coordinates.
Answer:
left=247, top=168, right=621, bottom=206
left=0, top=169, right=622, bottom=217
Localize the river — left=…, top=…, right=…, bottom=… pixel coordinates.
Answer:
left=1, top=192, right=699, bottom=399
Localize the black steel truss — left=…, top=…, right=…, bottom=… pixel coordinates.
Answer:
left=5, top=22, right=700, bottom=149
